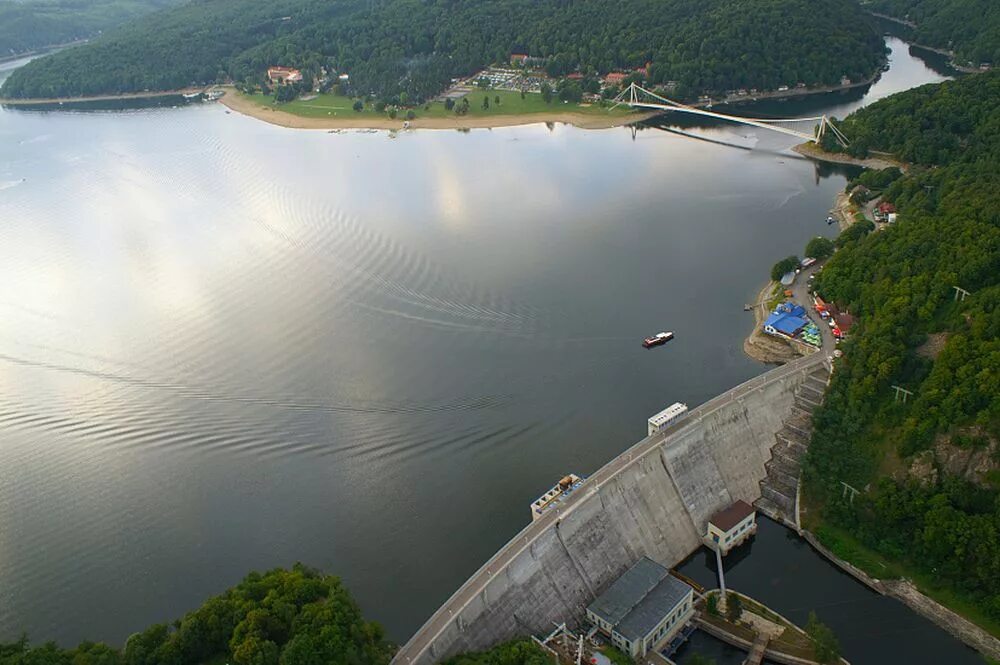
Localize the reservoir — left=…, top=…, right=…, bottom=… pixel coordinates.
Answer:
left=0, top=36, right=968, bottom=663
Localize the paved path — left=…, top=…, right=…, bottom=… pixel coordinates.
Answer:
left=790, top=263, right=836, bottom=354
left=391, top=352, right=828, bottom=665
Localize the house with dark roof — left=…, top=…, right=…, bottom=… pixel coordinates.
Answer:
left=704, top=500, right=756, bottom=555
left=586, top=557, right=694, bottom=657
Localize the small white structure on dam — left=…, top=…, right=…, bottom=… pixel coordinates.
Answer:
left=647, top=402, right=688, bottom=436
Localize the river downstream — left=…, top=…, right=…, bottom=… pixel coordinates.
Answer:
left=0, top=36, right=965, bottom=663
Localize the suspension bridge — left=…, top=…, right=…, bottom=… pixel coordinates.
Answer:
left=613, top=83, right=849, bottom=146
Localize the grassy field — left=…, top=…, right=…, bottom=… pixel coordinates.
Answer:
left=244, top=88, right=634, bottom=121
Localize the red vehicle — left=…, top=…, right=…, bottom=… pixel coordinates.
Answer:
left=643, top=331, right=674, bottom=348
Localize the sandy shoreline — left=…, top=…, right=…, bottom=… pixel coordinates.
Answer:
left=792, top=142, right=905, bottom=171
left=218, top=88, right=657, bottom=131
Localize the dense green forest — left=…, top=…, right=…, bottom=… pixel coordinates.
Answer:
left=0, top=565, right=396, bottom=665
left=0, top=0, right=180, bottom=57
left=1, top=0, right=886, bottom=100
left=865, top=0, right=1000, bottom=66
left=805, top=71, right=1000, bottom=627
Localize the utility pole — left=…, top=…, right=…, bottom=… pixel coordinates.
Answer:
left=953, top=286, right=970, bottom=302
left=841, top=481, right=860, bottom=504
left=892, top=385, right=913, bottom=404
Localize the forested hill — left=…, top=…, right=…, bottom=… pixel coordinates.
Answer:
left=0, top=0, right=885, bottom=100
left=0, top=565, right=397, bottom=665
left=0, top=564, right=549, bottom=665
left=0, top=0, right=181, bottom=58
left=866, top=0, right=1000, bottom=67
left=806, top=70, right=1000, bottom=631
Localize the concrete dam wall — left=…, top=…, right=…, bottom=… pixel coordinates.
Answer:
left=394, top=353, right=830, bottom=665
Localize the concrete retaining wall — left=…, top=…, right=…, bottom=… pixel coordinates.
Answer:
left=398, top=355, right=828, bottom=665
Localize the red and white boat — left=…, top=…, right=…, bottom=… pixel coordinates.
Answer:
left=642, top=331, right=674, bottom=348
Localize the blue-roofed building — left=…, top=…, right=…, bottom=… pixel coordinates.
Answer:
left=777, top=302, right=806, bottom=318
left=769, top=314, right=807, bottom=337
left=586, top=557, right=694, bottom=658
left=764, top=302, right=809, bottom=338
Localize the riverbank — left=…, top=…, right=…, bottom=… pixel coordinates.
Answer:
left=0, top=87, right=202, bottom=105
left=743, top=282, right=805, bottom=364
left=218, top=88, right=656, bottom=131
left=0, top=39, right=88, bottom=65
left=706, top=67, right=884, bottom=111
left=868, top=11, right=987, bottom=74
left=800, top=527, right=1000, bottom=660
left=791, top=143, right=905, bottom=171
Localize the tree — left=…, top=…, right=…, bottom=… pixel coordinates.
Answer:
left=352, top=100, right=363, bottom=112
left=520, top=90, right=525, bottom=99
left=771, top=255, right=800, bottom=281
left=540, top=82, right=553, bottom=104
left=0, top=0, right=889, bottom=103
left=806, top=612, right=840, bottom=664
left=726, top=593, right=743, bottom=623
left=706, top=593, right=719, bottom=616
left=444, top=97, right=455, bottom=110
left=406, top=109, right=416, bottom=120
left=805, top=236, right=835, bottom=260
left=482, top=95, right=489, bottom=110
left=494, top=94, right=500, bottom=105
left=388, top=108, right=397, bottom=118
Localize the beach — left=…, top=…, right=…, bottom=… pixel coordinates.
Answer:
left=792, top=142, right=905, bottom=171
left=218, top=88, right=657, bottom=130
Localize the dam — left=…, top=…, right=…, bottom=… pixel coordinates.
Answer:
left=393, top=352, right=831, bottom=665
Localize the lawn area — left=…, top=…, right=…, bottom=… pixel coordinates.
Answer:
left=703, top=590, right=818, bottom=660
left=449, top=89, right=633, bottom=117
left=243, top=88, right=634, bottom=121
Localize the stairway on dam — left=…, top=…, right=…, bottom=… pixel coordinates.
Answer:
left=754, top=363, right=830, bottom=528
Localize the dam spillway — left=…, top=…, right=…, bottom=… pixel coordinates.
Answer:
left=394, top=353, right=831, bottom=665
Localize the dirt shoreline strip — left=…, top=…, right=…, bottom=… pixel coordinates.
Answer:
left=217, top=89, right=656, bottom=130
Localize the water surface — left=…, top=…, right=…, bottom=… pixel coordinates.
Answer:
left=0, top=37, right=967, bottom=664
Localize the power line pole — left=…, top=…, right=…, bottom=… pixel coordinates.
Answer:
left=953, top=285, right=970, bottom=302
left=841, top=481, right=860, bottom=504
left=892, top=385, right=913, bottom=404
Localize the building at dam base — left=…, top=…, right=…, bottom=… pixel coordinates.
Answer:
left=586, top=557, right=694, bottom=658
left=394, top=354, right=830, bottom=665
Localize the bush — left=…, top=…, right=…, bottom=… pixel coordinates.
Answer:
left=352, top=100, right=363, bottom=112
left=726, top=593, right=743, bottom=623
